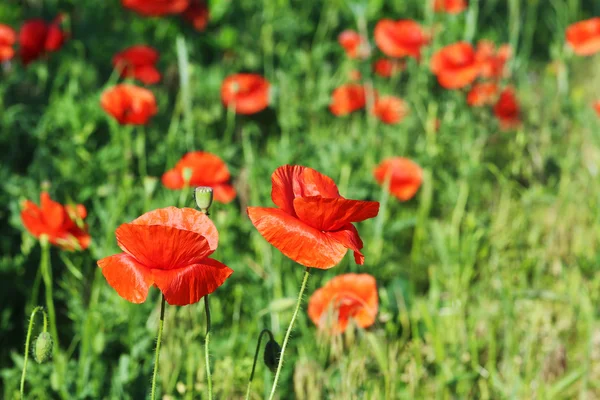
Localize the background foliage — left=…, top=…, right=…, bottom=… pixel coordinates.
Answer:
left=1, top=0, right=600, bottom=398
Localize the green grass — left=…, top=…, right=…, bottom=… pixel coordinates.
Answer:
left=2, top=0, right=600, bottom=399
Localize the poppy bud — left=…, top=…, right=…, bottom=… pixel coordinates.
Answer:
left=194, top=186, right=213, bottom=213
left=34, top=332, right=53, bottom=363
left=263, top=338, right=281, bottom=373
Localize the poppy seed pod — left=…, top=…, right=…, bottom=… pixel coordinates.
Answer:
left=34, top=332, right=53, bottom=363
left=263, top=338, right=281, bottom=373
left=195, top=186, right=214, bottom=213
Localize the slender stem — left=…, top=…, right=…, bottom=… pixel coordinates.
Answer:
left=40, top=240, right=59, bottom=350
left=20, top=306, right=48, bottom=398
left=204, top=295, right=213, bottom=400
left=268, top=268, right=310, bottom=400
left=245, top=329, right=275, bottom=400
left=151, top=295, right=166, bottom=400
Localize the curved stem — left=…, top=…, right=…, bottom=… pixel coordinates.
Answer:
left=40, top=240, right=59, bottom=350
left=204, top=295, right=213, bottom=400
left=268, top=268, right=310, bottom=400
left=151, top=295, right=166, bottom=400
left=20, top=306, right=48, bottom=398
left=245, top=329, right=275, bottom=400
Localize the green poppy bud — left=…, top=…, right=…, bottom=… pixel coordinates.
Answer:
left=264, top=338, right=281, bottom=373
left=194, top=186, right=214, bottom=214
left=34, top=332, right=53, bottom=363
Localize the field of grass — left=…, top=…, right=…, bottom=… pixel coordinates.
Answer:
left=1, top=0, right=600, bottom=399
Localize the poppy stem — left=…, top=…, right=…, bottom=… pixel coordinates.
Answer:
left=245, top=329, right=275, bottom=400
left=204, top=294, right=213, bottom=399
left=150, top=294, right=166, bottom=400
left=268, top=268, right=310, bottom=400
left=19, top=306, right=48, bottom=398
left=40, top=239, right=59, bottom=350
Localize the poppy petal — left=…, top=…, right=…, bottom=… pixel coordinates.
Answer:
left=162, top=168, right=185, bottom=189
left=134, top=65, right=161, bottom=85
left=213, top=184, right=236, bottom=204
left=327, top=224, right=365, bottom=265
left=247, top=207, right=349, bottom=269
left=98, top=253, right=153, bottom=303
left=40, top=192, right=65, bottom=231
left=153, top=258, right=234, bottom=306
left=293, top=196, right=379, bottom=231
left=21, top=201, right=44, bottom=238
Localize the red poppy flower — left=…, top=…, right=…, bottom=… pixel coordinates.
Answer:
left=476, top=40, right=511, bottom=80
left=566, top=18, right=600, bottom=56
left=122, top=0, right=190, bottom=16
left=19, top=17, right=67, bottom=65
left=182, top=0, right=209, bottom=31
left=373, top=157, right=423, bottom=201
left=372, top=96, right=408, bottom=124
left=594, top=101, right=600, bottom=116
left=21, top=192, right=90, bottom=251
left=162, top=151, right=236, bottom=203
left=434, top=0, right=467, bottom=14
left=100, top=84, right=158, bottom=125
left=247, top=165, right=379, bottom=269
left=338, top=30, right=368, bottom=59
left=308, top=273, right=378, bottom=335
left=467, top=82, right=498, bottom=106
left=329, top=84, right=372, bottom=116
left=221, top=73, right=270, bottom=115
left=113, top=45, right=161, bottom=85
left=430, top=41, right=480, bottom=89
left=97, top=207, right=233, bottom=305
left=0, top=24, right=16, bottom=62
left=373, top=58, right=405, bottom=78
left=493, top=87, right=520, bottom=129
left=374, top=19, right=429, bottom=59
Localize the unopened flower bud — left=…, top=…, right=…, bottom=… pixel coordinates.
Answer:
left=194, top=187, right=213, bottom=213
left=263, top=338, right=281, bottom=373
left=34, top=332, right=53, bottom=363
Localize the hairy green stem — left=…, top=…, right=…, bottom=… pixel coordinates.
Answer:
left=204, top=295, right=213, bottom=400
left=151, top=295, right=166, bottom=400
left=245, top=329, right=275, bottom=400
left=20, top=306, right=48, bottom=398
left=40, top=240, right=59, bottom=350
left=268, top=268, right=310, bottom=400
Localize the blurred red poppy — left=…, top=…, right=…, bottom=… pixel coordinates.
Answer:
left=162, top=151, right=236, bottom=203
left=21, top=192, right=90, bottom=251
left=374, top=19, right=429, bottom=59
left=493, top=87, right=520, bottom=129
left=338, top=30, right=368, bottom=59
left=430, top=41, right=480, bottom=89
left=594, top=101, right=600, bottom=116
left=182, top=0, right=209, bottom=31
left=221, top=73, right=270, bottom=115
left=98, top=207, right=233, bottom=305
left=476, top=40, right=511, bottom=80
left=434, top=0, right=467, bottom=14
left=373, top=58, right=405, bottom=78
left=247, top=165, right=379, bottom=269
left=101, top=84, right=158, bottom=125
left=566, top=18, right=600, bottom=56
left=19, top=17, right=67, bottom=65
left=329, top=84, right=372, bottom=116
left=373, top=157, right=423, bottom=201
left=113, top=45, right=161, bottom=85
left=372, top=96, right=408, bottom=124
left=308, top=273, right=378, bottom=335
left=467, top=82, right=498, bottom=106
left=0, top=24, right=16, bottom=62
left=122, top=0, right=190, bottom=16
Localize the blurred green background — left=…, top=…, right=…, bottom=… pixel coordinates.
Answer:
left=2, top=0, right=600, bottom=398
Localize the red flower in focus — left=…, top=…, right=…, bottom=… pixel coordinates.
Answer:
left=373, top=58, right=405, bottom=78
left=98, top=207, right=233, bottom=305
left=430, top=41, right=480, bottom=89
left=493, top=87, right=520, bottom=129
left=21, top=192, right=90, bottom=251
left=122, top=0, right=190, bottom=16
left=374, top=19, right=429, bottom=59
left=467, top=82, right=498, bottom=106
left=308, top=273, right=378, bottom=335
left=113, top=45, right=161, bottom=85
left=162, top=151, right=236, bottom=203
left=19, top=17, right=67, bottom=65
left=0, top=24, right=16, bottom=62
left=329, top=84, right=371, bottom=116
left=338, top=30, right=368, bottom=59
left=476, top=40, right=511, bottom=80
left=566, top=18, right=600, bottom=56
left=182, top=0, right=209, bottom=31
left=434, top=0, right=467, bottom=14
left=594, top=101, right=600, bottom=116
left=372, top=96, right=408, bottom=124
left=221, top=73, right=270, bottom=115
left=374, top=157, right=423, bottom=201
left=247, top=165, right=379, bottom=269
left=101, top=84, right=158, bottom=125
